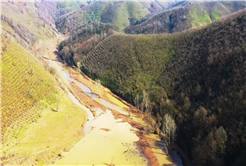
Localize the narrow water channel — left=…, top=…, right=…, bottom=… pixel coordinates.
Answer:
left=48, top=60, right=148, bottom=165
left=70, top=75, right=184, bottom=166
left=49, top=60, right=183, bottom=166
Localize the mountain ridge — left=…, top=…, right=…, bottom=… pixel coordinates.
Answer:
left=1, top=1, right=246, bottom=165
left=124, top=1, right=246, bottom=34
left=81, top=9, right=246, bottom=166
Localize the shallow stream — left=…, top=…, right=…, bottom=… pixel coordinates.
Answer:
left=49, top=60, right=183, bottom=166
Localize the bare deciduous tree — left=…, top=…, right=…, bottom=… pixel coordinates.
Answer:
left=162, top=114, right=177, bottom=148
left=141, top=90, right=151, bottom=113
left=134, top=93, right=139, bottom=110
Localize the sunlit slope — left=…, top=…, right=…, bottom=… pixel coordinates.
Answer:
left=1, top=38, right=58, bottom=135
left=55, top=1, right=150, bottom=33
left=1, top=2, right=56, bottom=41
left=1, top=37, right=86, bottom=165
left=102, top=1, right=149, bottom=31
left=124, top=1, right=246, bottom=34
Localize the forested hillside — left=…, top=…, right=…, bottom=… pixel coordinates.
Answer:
left=2, top=1, right=246, bottom=165
left=124, top=1, right=246, bottom=34
left=54, top=0, right=200, bottom=34
left=55, top=1, right=152, bottom=33
left=57, top=1, right=246, bottom=70
left=58, top=21, right=114, bottom=67
left=81, top=10, right=246, bottom=166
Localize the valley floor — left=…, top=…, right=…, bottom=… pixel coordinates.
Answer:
left=1, top=35, right=174, bottom=166
left=44, top=38, right=173, bottom=165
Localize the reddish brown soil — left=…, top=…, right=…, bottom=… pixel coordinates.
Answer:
left=109, top=108, right=160, bottom=166
left=66, top=65, right=162, bottom=166
left=100, top=128, right=111, bottom=132
left=136, top=130, right=160, bottom=166
left=70, top=82, right=108, bottom=117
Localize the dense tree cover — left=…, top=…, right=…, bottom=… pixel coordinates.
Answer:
left=55, top=1, right=150, bottom=34
left=81, top=10, right=246, bottom=166
left=124, top=1, right=246, bottom=34
left=58, top=21, right=114, bottom=66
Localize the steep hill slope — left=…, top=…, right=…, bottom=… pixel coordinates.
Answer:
left=54, top=0, right=195, bottom=34
left=55, top=1, right=151, bottom=33
left=56, top=1, right=245, bottom=69
left=1, top=38, right=58, bottom=136
left=1, top=34, right=87, bottom=165
left=124, top=1, right=246, bottom=34
left=58, top=21, right=114, bottom=67
left=82, top=10, right=246, bottom=166
left=1, top=1, right=58, bottom=53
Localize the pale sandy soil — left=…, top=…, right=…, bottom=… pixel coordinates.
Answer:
left=53, top=110, right=148, bottom=166
left=48, top=63, right=148, bottom=165
left=68, top=67, right=173, bottom=166
left=44, top=37, right=173, bottom=166
left=105, top=91, right=129, bottom=109
left=51, top=67, right=172, bottom=165
left=47, top=61, right=148, bottom=165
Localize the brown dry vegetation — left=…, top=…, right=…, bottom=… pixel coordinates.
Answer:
left=1, top=1, right=57, bottom=52
left=81, top=10, right=246, bottom=166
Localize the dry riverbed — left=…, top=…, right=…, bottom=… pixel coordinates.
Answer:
left=44, top=38, right=173, bottom=166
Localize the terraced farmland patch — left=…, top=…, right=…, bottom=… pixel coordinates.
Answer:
left=1, top=38, right=57, bottom=136
left=1, top=37, right=87, bottom=165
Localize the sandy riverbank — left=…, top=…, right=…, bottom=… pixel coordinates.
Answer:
left=45, top=40, right=173, bottom=166
left=53, top=109, right=148, bottom=165
left=55, top=64, right=173, bottom=166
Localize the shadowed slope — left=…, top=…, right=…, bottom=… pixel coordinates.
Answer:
left=82, top=9, right=246, bottom=166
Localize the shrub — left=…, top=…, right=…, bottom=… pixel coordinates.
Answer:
left=183, top=96, right=190, bottom=111
left=215, top=126, right=227, bottom=154
left=28, top=89, right=35, bottom=99
left=48, top=67, right=56, bottom=75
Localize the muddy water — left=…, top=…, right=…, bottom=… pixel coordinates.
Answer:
left=72, top=78, right=92, bottom=95
left=93, top=97, right=129, bottom=116
left=48, top=60, right=94, bottom=134
left=68, top=72, right=183, bottom=166
left=53, top=109, right=148, bottom=165
left=49, top=60, right=148, bottom=165
left=67, top=91, right=94, bottom=134
left=49, top=60, right=183, bottom=166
